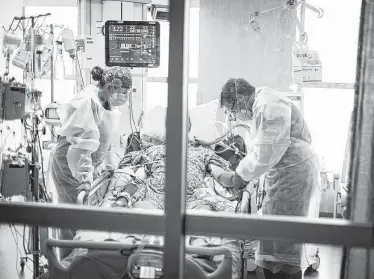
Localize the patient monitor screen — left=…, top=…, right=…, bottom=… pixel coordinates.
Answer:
left=105, top=21, right=160, bottom=68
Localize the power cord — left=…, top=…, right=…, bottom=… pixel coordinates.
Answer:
left=10, top=225, right=33, bottom=277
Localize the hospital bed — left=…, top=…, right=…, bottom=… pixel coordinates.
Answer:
left=43, top=132, right=320, bottom=279
left=44, top=152, right=250, bottom=279
left=45, top=239, right=233, bottom=279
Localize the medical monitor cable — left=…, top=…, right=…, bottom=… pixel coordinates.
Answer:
left=129, top=91, right=138, bottom=133
left=12, top=226, right=34, bottom=269
left=37, top=132, right=49, bottom=202
left=10, top=225, right=33, bottom=277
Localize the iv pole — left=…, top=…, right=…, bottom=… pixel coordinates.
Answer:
left=2, top=13, right=51, bottom=278
left=29, top=16, right=41, bottom=278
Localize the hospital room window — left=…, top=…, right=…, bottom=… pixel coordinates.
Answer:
left=0, top=1, right=372, bottom=279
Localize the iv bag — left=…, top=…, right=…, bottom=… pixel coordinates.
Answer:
left=2, top=32, right=22, bottom=56
left=61, top=29, right=76, bottom=58
left=12, top=42, right=31, bottom=70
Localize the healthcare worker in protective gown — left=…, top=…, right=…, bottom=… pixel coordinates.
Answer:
left=50, top=66, right=132, bottom=258
left=213, top=78, right=321, bottom=279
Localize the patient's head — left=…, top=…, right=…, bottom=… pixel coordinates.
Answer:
left=214, top=134, right=246, bottom=170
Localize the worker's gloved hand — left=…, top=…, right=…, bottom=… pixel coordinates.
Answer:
left=216, top=171, right=248, bottom=189
left=77, top=182, right=91, bottom=196
left=76, top=182, right=91, bottom=205
left=94, top=165, right=114, bottom=179
left=112, top=197, right=129, bottom=208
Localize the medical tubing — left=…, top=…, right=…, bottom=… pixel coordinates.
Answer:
left=194, top=123, right=251, bottom=146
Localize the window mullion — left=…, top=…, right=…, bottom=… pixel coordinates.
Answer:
left=164, top=0, right=190, bottom=279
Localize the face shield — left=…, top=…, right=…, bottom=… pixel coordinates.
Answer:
left=224, top=98, right=253, bottom=122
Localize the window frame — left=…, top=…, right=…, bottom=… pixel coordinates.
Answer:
left=0, top=2, right=372, bottom=279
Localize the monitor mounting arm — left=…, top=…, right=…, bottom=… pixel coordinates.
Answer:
left=249, top=0, right=323, bottom=43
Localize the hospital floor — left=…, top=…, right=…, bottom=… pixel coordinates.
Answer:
left=0, top=224, right=343, bottom=279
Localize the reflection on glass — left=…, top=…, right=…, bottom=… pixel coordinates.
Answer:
left=184, top=0, right=358, bottom=277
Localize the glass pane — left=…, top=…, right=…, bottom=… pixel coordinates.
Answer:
left=144, top=82, right=198, bottom=119
left=0, top=221, right=167, bottom=278
left=0, top=220, right=344, bottom=279
left=0, top=218, right=346, bottom=279
left=184, top=1, right=360, bottom=277
left=304, top=0, right=361, bottom=83
left=303, top=88, right=353, bottom=219
left=303, top=88, right=354, bottom=173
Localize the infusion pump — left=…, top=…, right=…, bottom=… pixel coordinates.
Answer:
left=44, top=102, right=61, bottom=126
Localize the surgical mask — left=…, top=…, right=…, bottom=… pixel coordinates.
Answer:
left=237, top=109, right=253, bottom=121
left=109, top=88, right=129, bottom=107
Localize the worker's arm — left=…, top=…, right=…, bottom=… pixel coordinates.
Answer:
left=236, top=101, right=292, bottom=182
left=58, top=98, right=100, bottom=186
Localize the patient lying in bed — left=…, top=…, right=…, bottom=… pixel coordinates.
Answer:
left=45, top=133, right=255, bottom=279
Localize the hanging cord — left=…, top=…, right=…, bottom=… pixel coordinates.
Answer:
left=193, top=123, right=251, bottom=146
left=214, top=140, right=246, bottom=159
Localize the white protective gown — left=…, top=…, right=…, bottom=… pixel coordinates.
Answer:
left=49, top=85, right=121, bottom=258
left=235, top=87, right=321, bottom=273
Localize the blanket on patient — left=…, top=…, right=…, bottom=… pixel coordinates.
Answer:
left=59, top=139, right=260, bottom=279
left=116, top=143, right=245, bottom=212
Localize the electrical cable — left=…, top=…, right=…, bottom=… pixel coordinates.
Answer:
left=13, top=225, right=31, bottom=255
left=130, top=93, right=138, bottom=133
left=23, top=224, right=31, bottom=255
left=48, top=126, right=57, bottom=138
left=128, top=93, right=135, bottom=134
left=10, top=226, right=33, bottom=275
left=14, top=235, right=22, bottom=279
left=0, top=122, right=16, bottom=154
left=37, top=132, right=49, bottom=202
left=75, top=50, right=85, bottom=89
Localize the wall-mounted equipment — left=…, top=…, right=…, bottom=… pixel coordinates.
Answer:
left=150, top=4, right=169, bottom=21
left=249, top=0, right=324, bottom=51
left=0, top=159, right=31, bottom=199
left=292, top=43, right=322, bottom=83
left=105, top=20, right=160, bottom=68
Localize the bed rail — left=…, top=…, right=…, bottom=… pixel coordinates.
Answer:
left=46, top=238, right=233, bottom=279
